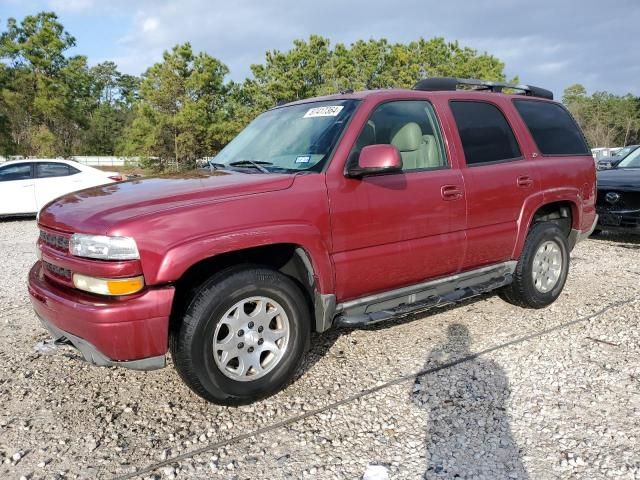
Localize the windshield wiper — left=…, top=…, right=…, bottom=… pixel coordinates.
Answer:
left=229, top=160, right=273, bottom=173
left=229, top=160, right=272, bottom=173
left=207, top=160, right=227, bottom=171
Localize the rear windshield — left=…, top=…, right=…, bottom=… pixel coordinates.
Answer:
left=513, top=100, right=590, bottom=155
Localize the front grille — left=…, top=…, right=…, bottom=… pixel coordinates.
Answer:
left=596, top=190, right=640, bottom=211
left=43, top=261, right=72, bottom=280
left=39, top=230, right=70, bottom=252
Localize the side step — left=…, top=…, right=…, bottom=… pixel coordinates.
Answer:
left=333, top=261, right=516, bottom=328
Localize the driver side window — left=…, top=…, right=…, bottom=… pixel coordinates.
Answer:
left=0, top=163, right=32, bottom=181
left=349, top=100, right=448, bottom=172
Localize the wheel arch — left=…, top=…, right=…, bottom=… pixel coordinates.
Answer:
left=513, top=196, right=579, bottom=258
left=168, top=241, right=336, bottom=335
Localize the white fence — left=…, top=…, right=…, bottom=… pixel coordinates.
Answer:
left=71, top=156, right=140, bottom=167
left=0, top=156, right=140, bottom=166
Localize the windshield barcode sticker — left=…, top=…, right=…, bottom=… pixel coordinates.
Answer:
left=303, top=106, right=344, bottom=118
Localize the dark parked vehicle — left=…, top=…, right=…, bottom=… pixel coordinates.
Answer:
left=597, top=145, right=639, bottom=170
left=595, top=148, right=640, bottom=233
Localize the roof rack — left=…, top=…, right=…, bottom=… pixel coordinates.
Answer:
left=413, top=77, right=553, bottom=100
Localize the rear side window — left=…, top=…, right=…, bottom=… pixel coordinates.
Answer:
left=36, top=162, right=79, bottom=178
left=0, top=163, right=32, bottom=181
left=450, top=101, right=522, bottom=166
left=513, top=100, right=589, bottom=155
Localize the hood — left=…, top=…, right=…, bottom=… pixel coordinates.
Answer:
left=39, top=170, right=295, bottom=234
left=597, top=168, right=640, bottom=191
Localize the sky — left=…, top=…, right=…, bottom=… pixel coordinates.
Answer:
left=1, top=0, right=638, bottom=98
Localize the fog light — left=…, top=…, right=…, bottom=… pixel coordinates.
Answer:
left=72, top=273, right=144, bottom=296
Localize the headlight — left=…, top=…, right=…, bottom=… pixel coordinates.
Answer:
left=69, top=234, right=140, bottom=260
left=73, top=273, right=145, bottom=296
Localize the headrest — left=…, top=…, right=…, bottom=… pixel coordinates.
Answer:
left=391, top=122, right=422, bottom=152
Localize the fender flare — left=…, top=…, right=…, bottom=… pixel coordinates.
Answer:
left=147, top=223, right=335, bottom=295
left=512, top=189, right=581, bottom=258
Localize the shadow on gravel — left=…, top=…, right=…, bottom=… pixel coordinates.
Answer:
left=0, top=215, right=36, bottom=223
left=589, top=231, right=640, bottom=248
left=412, top=324, right=529, bottom=480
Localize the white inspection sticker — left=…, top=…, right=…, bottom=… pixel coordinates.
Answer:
left=303, top=105, right=344, bottom=118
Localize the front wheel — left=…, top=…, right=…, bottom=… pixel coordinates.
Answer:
left=170, top=267, right=310, bottom=405
left=500, top=222, right=570, bottom=309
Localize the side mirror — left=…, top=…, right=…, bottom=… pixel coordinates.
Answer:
left=346, top=144, right=403, bottom=178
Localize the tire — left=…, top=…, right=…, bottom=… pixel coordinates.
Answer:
left=170, top=266, right=310, bottom=405
left=499, top=222, right=570, bottom=309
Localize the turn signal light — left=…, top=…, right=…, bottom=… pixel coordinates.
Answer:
left=72, top=274, right=144, bottom=296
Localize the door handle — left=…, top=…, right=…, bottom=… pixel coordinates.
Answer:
left=23, top=184, right=34, bottom=187
left=441, top=185, right=463, bottom=201
left=517, top=176, right=533, bottom=188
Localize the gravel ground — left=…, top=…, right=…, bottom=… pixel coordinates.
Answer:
left=0, top=219, right=638, bottom=480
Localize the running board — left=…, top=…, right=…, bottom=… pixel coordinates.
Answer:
left=333, top=261, right=516, bottom=328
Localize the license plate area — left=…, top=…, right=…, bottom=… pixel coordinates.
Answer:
left=600, top=213, right=622, bottom=226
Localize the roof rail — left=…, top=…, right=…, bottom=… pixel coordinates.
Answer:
left=413, top=77, right=553, bottom=100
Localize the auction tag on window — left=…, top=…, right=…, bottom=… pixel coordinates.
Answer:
left=303, top=106, right=344, bottom=118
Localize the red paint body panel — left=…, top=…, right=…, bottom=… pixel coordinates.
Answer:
left=28, top=88, right=597, bottom=365
left=29, top=262, right=173, bottom=360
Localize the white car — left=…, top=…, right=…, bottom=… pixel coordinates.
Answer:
left=0, top=159, right=122, bottom=217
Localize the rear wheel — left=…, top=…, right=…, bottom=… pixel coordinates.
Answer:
left=500, top=222, right=569, bottom=308
left=170, top=267, right=310, bottom=405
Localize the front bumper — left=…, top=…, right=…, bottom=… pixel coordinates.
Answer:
left=28, top=261, right=174, bottom=370
left=595, top=208, right=640, bottom=232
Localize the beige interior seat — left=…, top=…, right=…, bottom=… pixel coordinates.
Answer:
left=390, top=122, right=429, bottom=170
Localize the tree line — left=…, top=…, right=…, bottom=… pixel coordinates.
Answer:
left=563, top=84, right=640, bottom=150
left=1, top=12, right=638, bottom=170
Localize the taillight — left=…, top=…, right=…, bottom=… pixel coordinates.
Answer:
left=108, top=175, right=123, bottom=182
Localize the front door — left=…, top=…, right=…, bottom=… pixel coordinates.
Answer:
left=327, top=100, right=467, bottom=302
left=0, top=162, right=36, bottom=215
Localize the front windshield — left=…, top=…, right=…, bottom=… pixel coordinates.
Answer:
left=614, top=145, right=637, bottom=159
left=617, top=148, right=640, bottom=168
left=214, top=99, right=359, bottom=172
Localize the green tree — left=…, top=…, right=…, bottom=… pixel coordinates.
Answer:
left=563, top=84, right=640, bottom=147
left=246, top=36, right=510, bottom=108
left=82, top=62, right=140, bottom=154
left=118, top=43, right=229, bottom=169
left=0, top=12, right=81, bottom=155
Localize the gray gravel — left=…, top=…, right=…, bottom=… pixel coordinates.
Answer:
left=0, top=219, right=638, bottom=479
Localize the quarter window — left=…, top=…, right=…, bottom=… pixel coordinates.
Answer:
left=349, top=100, right=447, bottom=171
left=36, top=162, right=79, bottom=178
left=450, top=101, right=522, bottom=166
left=513, top=100, right=590, bottom=155
left=0, top=163, right=32, bottom=181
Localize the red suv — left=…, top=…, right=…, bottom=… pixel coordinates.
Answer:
left=28, top=78, right=597, bottom=405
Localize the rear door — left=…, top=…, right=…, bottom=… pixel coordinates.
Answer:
left=0, top=163, right=36, bottom=215
left=326, top=99, right=467, bottom=301
left=448, top=99, right=539, bottom=269
left=34, top=162, right=83, bottom=209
